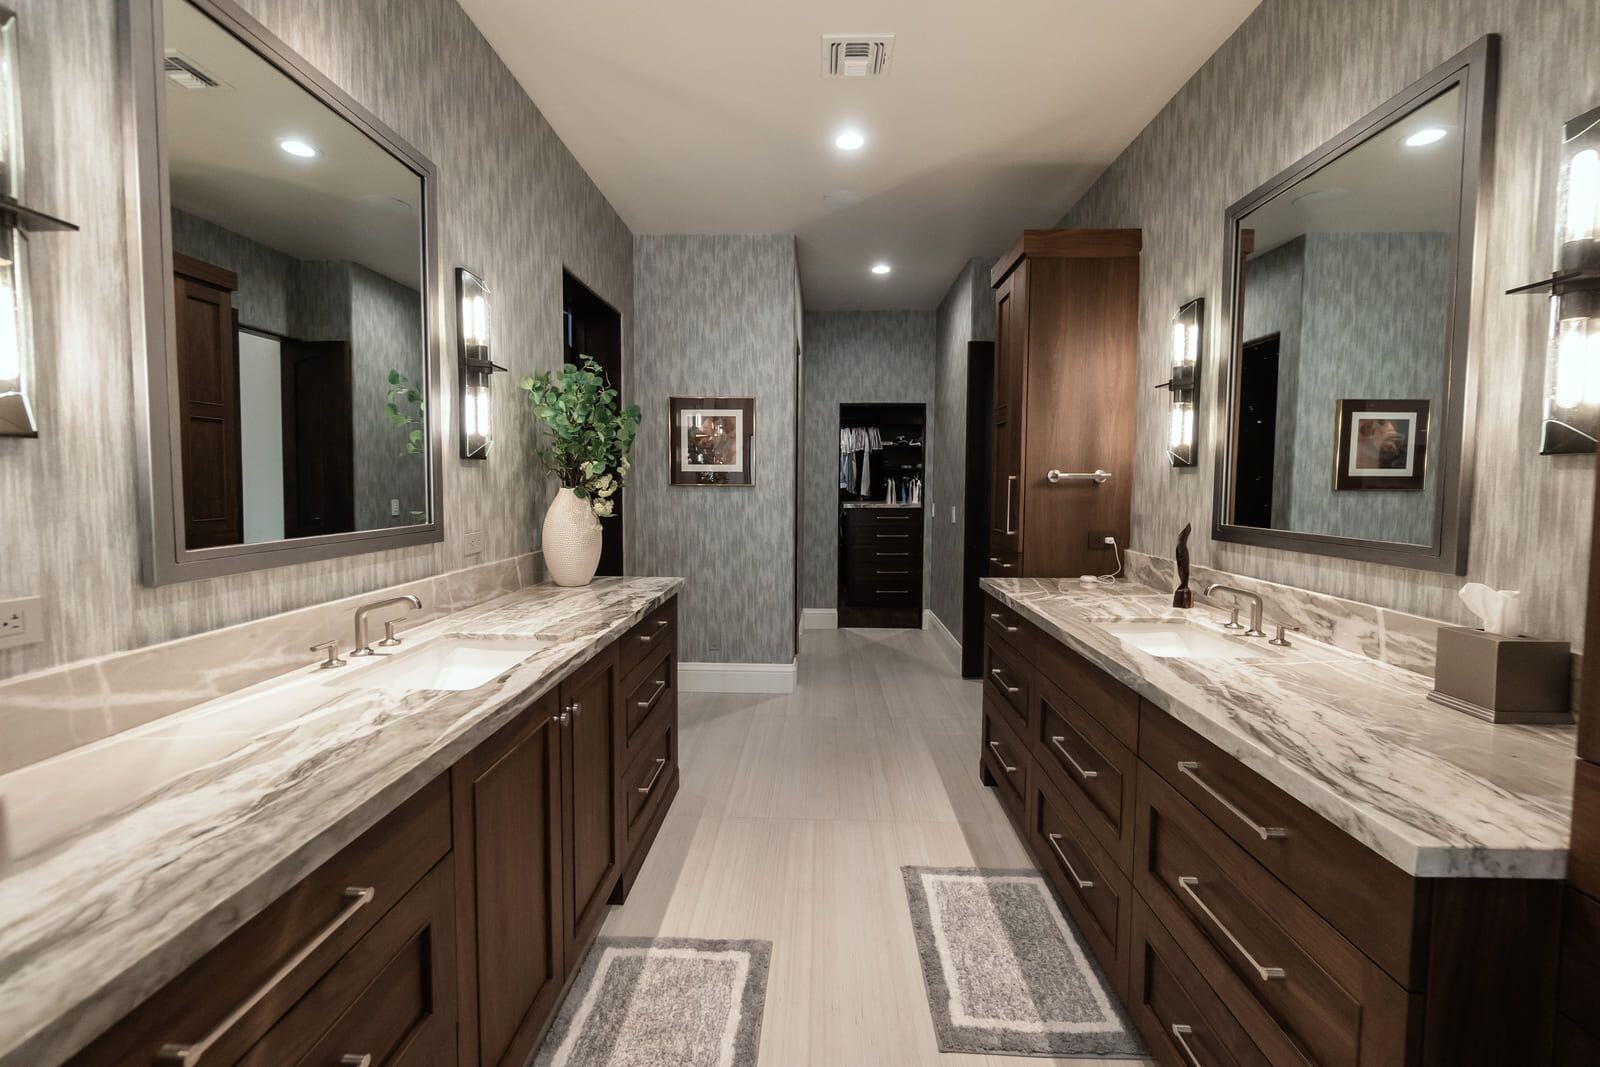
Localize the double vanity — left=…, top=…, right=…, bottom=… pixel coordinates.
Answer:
left=980, top=577, right=1575, bottom=1067
left=0, top=577, right=682, bottom=1067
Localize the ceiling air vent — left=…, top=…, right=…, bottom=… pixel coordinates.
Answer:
left=821, top=35, right=894, bottom=78
left=163, top=51, right=230, bottom=91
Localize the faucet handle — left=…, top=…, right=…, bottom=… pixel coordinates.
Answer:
left=310, top=640, right=345, bottom=669
left=378, top=620, right=403, bottom=648
left=1221, top=604, right=1244, bottom=630
left=1269, top=623, right=1301, bottom=647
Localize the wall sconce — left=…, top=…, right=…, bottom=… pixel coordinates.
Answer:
left=0, top=6, right=78, bottom=438
left=456, top=267, right=505, bottom=460
left=1510, top=104, right=1600, bottom=454
left=1157, top=297, right=1203, bottom=467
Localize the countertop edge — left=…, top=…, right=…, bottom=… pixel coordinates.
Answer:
left=978, top=578, right=1570, bottom=881
left=3, top=578, right=684, bottom=1067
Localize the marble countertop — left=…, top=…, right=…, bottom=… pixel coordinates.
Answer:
left=841, top=501, right=922, bottom=509
left=981, top=577, right=1577, bottom=880
left=0, top=576, right=682, bottom=1067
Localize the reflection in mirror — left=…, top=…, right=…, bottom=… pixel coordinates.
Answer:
left=1228, top=85, right=1463, bottom=547
left=163, top=0, right=428, bottom=549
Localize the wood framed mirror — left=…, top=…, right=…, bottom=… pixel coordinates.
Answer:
left=123, top=0, right=443, bottom=585
left=1211, top=36, right=1497, bottom=574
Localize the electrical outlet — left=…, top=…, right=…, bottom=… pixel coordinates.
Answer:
left=464, top=530, right=485, bottom=556
left=0, top=596, right=44, bottom=652
left=1086, top=530, right=1116, bottom=550
left=390, top=498, right=400, bottom=517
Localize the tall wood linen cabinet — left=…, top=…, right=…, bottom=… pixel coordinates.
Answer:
left=988, top=230, right=1140, bottom=580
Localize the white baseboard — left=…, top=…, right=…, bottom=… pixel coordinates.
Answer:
left=801, top=608, right=837, bottom=630
left=680, top=660, right=798, bottom=694
left=924, top=609, right=962, bottom=670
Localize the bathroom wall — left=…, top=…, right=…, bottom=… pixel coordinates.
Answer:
left=798, top=310, right=936, bottom=610
left=349, top=264, right=428, bottom=530
left=629, top=235, right=801, bottom=664
left=928, top=259, right=997, bottom=638
left=3, top=0, right=632, bottom=680
left=1058, top=0, right=1600, bottom=644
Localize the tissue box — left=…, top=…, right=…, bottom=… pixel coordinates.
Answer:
left=1428, top=626, right=1572, bottom=724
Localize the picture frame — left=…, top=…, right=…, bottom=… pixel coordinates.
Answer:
left=1333, top=398, right=1430, bottom=492
left=669, top=396, right=755, bottom=486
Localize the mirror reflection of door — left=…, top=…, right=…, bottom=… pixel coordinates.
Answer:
left=1233, top=334, right=1281, bottom=529
left=163, top=0, right=428, bottom=551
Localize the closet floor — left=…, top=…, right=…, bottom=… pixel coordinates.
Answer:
left=600, top=625, right=1151, bottom=1066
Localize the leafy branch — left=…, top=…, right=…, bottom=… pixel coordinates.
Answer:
left=385, top=369, right=425, bottom=456
left=521, top=356, right=641, bottom=518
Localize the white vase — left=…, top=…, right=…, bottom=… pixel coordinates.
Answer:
left=542, top=487, right=602, bottom=587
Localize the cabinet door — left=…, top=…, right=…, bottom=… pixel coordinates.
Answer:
left=561, top=646, right=624, bottom=963
left=989, top=268, right=1026, bottom=561
left=453, top=693, right=566, bottom=1067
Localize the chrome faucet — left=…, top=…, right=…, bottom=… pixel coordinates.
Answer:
left=1204, top=584, right=1265, bottom=637
left=352, top=595, right=422, bottom=656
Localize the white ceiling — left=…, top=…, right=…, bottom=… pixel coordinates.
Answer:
left=455, top=0, right=1262, bottom=310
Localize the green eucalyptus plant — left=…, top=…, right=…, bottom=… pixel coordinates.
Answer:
left=521, top=356, right=641, bottom=519
left=384, top=369, right=425, bottom=456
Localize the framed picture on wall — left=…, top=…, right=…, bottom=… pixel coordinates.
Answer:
left=669, top=396, right=755, bottom=486
left=1333, top=398, right=1429, bottom=492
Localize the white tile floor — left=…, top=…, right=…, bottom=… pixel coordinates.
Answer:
left=600, top=626, right=1150, bottom=1066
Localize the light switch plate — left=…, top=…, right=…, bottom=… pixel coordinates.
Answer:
left=0, top=596, right=44, bottom=651
left=464, top=530, right=485, bottom=556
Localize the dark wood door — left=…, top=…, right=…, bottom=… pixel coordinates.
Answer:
left=561, top=646, right=623, bottom=963
left=281, top=340, right=355, bottom=538
left=961, top=340, right=996, bottom=677
left=173, top=253, right=242, bottom=550
left=452, top=694, right=566, bottom=1067
left=989, top=269, right=1025, bottom=565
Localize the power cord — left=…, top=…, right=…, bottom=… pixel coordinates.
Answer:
left=1098, top=536, right=1123, bottom=585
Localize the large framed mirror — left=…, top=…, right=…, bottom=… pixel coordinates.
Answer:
left=124, top=0, right=442, bottom=585
left=1212, top=37, right=1497, bottom=573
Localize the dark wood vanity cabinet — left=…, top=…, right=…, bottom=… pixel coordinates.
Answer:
left=987, top=230, right=1139, bottom=579
left=69, top=596, right=681, bottom=1067
left=980, top=592, right=1563, bottom=1067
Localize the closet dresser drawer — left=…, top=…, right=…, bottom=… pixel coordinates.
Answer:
left=1031, top=772, right=1134, bottom=1000
left=619, top=599, right=677, bottom=681
left=844, top=525, right=921, bottom=552
left=843, top=506, right=921, bottom=531
left=1134, top=765, right=1411, bottom=1067
left=1139, top=706, right=1422, bottom=986
left=69, top=777, right=452, bottom=1067
left=848, top=542, right=922, bottom=568
left=1035, top=672, right=1137, bottom=868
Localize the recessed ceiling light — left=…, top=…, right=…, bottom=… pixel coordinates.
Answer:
left=1403, top=127, right=1448, bottom=148
left=871, top=262, right=891, bottom=275
left=834, top=129, right=866, bottom=151
left=279, top=138, right=318, bottom=158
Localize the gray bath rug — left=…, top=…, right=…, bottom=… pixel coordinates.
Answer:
left=533, top=936, right=771, bottom=1067
left=901, top=866, right=1147, bottom=1059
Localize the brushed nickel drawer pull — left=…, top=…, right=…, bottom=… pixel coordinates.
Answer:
left=988, top=612, right=1019, bottom=633
left=339, top=1057, right=373, bottom=1067
left=638, top=633, right=655, bottom=644
left=877, top=569, right=911, bottom=575
left=1049, top=735, right=1099, bottom=780
left=637, top=679, right=667, bottom=710
left=986, top=740, right=1018, bottom=774
left=1176, top=876, right=1285, bottom=981
left=1004, top=475, right=1017, bottom=534
left=877, top=514, right=910, bottom=520
left=1170, top=1025, right=1203, bottom=1067
left=156, top=887, right=376, bottom=1065
left=1176, top=761, right=1286, bottom=840
left=655, top=618, right=669, bottom=627
left=877, top=533, right=910, bottom=539
left=989, top=668, right=1019, bottom=694
left=637, top=757, right=668, bottom=794
left=1045, top=832, right=1094, bottom=889
left=880, top=551, right=910, bottom=557
left=877, top=588, right=910, bottom=594
left=988, top=556, right=1015, bottom=571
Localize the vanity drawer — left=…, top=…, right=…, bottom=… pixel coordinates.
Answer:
left=983, top=635, right=1031, bottom=738
left=1139, top=705, right=1423, bottom=987
left=240, top=858, right=457, bottom=1067
left=1559, top=887, right=1600, bottom=1040
left=1035, top=673, right=1136, bottom=869
left=623, top=651, right=675, bottom=762
left=1134, top=764, right=1412, bottom=1067
left=981, top=698, right=1029, bottom=825
left=843, top=507, right=921, bottom=530
left=619, top=598, right=676, bottom=680
left=1035, top=634, right=1137, bottom=750
left=983, top=595, right=1034, bottom=659
left=625, top=721, right=678, bottom=845
left=1030, top=771, right=1132, bottom=999
left=1130, top=897, right=1271, bottom=1067
left=70, top=776, right=452, bottom=1067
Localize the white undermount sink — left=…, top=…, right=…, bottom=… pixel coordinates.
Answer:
left=328, top=636, right=545, bottom=693
left=1099, top=620, right=1256, bottom=661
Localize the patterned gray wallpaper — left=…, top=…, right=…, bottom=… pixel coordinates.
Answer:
left=929, top=259, right=996, bottom=637
left=628, top=235, right=801, bottom=664
left=1058, top=0, right=1600, bottom=644
left=350, top=263, right=427, bottom=530
left=2, top=0, right=632, bottom=678
left=798, top=310, right=936, bottom=610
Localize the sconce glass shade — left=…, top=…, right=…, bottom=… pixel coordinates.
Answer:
left=1536, top=105, right=1600, bottom=453
left=1166, top=297, right=1203, bottom=466
left=1558, top=107, right=1600, bottom=271
left=456, top=267, right=497, bottom=460
left=0, top=8, right=35, bottom=437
